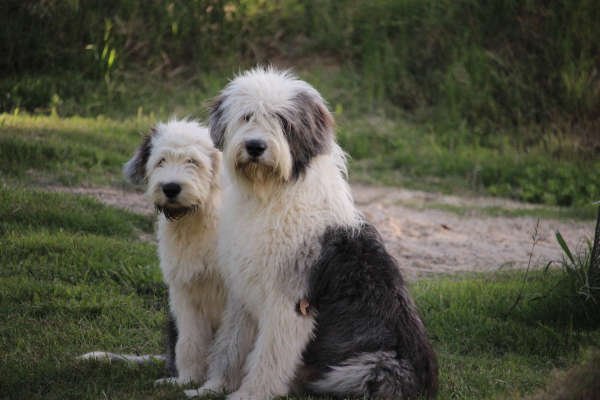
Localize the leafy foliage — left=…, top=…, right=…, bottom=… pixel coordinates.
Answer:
left=553, top=205, right=600, bottom=317
left=2, top=0, right=599, bottom=145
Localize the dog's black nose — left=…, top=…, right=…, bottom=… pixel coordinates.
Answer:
left=245, top=139, right=267, bottom=158
left=162, top=182, right=181, bottom=199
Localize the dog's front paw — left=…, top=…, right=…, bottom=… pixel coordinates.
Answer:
left=154, top=376, right=193, bottom=386
left=184, top=380, right=225, bottom=398
left=226, top=391, right=258, bottom=400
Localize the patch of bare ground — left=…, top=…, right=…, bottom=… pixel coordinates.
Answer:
left=354, top=184, right=594, bottom=279
left=49, top=183, right=594, bottom=280
left=47, top=185, right=153, bottom=215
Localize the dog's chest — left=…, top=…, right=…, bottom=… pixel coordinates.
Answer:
left=220, top=202, right=321, bottom=313
left=158, top=219, right=216, bottom=287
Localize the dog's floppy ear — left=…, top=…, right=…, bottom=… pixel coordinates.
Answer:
left=208, top=95, right=227, bottom=151
left=277, top=91, right=334, bottom=179
left=295, top=91, right=335, bottom=141
left=123, top=129, right=154, bottom=184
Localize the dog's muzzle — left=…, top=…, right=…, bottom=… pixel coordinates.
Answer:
left=155, top=204, right=198, bottom=221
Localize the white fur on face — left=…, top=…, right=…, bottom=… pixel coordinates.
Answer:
left=223, top=112, right=293, bottom=186
left=146, top=120, right=219, bottom=212
left=211, top=67, right=333, bottom=192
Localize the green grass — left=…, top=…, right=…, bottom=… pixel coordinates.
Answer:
left=414, top=271, right=600, bottom=399
left=0, top=117, right=597, bottom=399
left=2, top=82, right=598, bottom=211
left=0, top=113, right=155, bottom=186
left=1, top=186, right=598, bottom=399
left=0, top=185, right=152, bottom=238
left=0, top=185, right=173, bottom=399
left=0, top=116, right=596, bottom=399
left=396, top=200, right=597, bottom=221
left=336, top=114, right=600, bottom=208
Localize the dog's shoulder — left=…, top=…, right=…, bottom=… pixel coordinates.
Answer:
left=319, top=223, right=389, bottom=261
left=307, top=222, right=405, bottom=303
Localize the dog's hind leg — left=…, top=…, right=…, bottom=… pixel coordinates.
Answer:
left=226, top=298, right=315, bottom=400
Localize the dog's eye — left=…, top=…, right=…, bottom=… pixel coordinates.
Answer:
left=242, top=113, right=253, bottom=122
left=157, top=158, right=166, bottom=167
left=186, top=159, right=198, bottom=166
left=276, top=113, right=291, bottom=133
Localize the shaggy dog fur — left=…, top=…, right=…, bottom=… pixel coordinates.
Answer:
left=185, top=68, right=437, bottom=400
left=127, top=119, right=226, bottom=384
left=80, top=120, right=226, bottom=385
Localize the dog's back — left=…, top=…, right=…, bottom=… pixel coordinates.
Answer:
left=301, top=223, right=438, bottom=399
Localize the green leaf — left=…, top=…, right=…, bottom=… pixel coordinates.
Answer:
left=556, top=231, right=575, bottom=265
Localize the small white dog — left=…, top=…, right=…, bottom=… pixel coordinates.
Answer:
left=186, top=69, right=437, bottom=400
left=127, top=119, right=226, bottom=385
left=81, top=120, right=226, bottom=385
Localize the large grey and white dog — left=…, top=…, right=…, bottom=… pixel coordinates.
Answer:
left=80, top=120, right=226, bottom=385
left=186, top=68, right=438, bottom=399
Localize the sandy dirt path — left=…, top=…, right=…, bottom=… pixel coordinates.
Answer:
left=52, top=184, right=595, bottom=280
left=353, top=184, right=593, bottom=279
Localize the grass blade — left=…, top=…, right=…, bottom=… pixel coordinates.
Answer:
left=556, top=230, right=576, bottom=264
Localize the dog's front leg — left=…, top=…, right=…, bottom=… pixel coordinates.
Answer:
left=185, top=295, right=257, bottom=398
left=168, top=287, right=213, bottom=385
left=228, top=298, right=315, bottom=400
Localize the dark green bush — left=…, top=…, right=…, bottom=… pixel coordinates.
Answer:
left=2, top=0, right=599, bottom=142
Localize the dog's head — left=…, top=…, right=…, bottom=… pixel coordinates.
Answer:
left=124, top=119, right=221, bottom=220
left=209, top=67, right=334, bottom=189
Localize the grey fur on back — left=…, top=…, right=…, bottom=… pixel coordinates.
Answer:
left=299, top=223, right=438, bottom=399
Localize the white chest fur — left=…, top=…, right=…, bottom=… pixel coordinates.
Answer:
left=157, top=213, right=219, bottom=288
left=217, top=155, right=359, bottom=317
